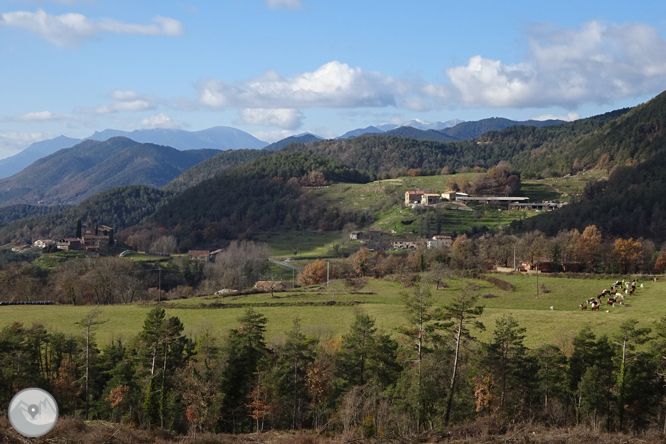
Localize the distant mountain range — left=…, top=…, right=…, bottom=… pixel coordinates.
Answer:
left=0, top=137, right=219, bottom=206
left=86, top=126, right=267, bottom=151
left=335, top=117, right=564, bottom=141
left=263, top=133, right=323, bottom=151
left=0, top=126, right=268, bottom=180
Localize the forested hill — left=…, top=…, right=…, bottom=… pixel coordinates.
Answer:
left=0, top=137, right=219, bottom=206
left=0, top=185, right=173, bottom=246
left=281, top=106, right=632, bottom=177
left=511, top=148, right=666, bottom=243
left=123, top=152, right=372, bottom=250
left=509, top=94, right=666, bottom=242
left=441, top=117, right=565, bottom=140
left=162, top=149, right=270, bottom=193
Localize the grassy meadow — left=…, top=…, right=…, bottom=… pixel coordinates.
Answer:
left=2, top=272, right=661, bottom=350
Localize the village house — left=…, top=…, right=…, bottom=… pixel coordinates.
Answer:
left=189, top=250, right=212, bottom=262
left=427, top=235, right=453, bottom=249
left=420, top=193, right=441, bottom=206
left=33, top=239, right=55, bottom=249
left=404, top=190, right=425, bottom=205
left=82, top=235, right=109, bottom=252
left=391, top=239, right=420, bottom=250
left=57, top=238, right=82, bottom=251
left=349, top=231, right=363, bottom=240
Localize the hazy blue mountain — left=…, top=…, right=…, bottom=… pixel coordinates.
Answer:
left=400, top=118, right=463, bottom=131
left=263, top=133, right=323, bottom=151
left=87, top=126, right=268, bottom=150
left=336, top=126, right=384, bottom=139
left=0, top=137, right=219, bottom=206
left=0, top=135, right=82, bottom=179
left=383, top=126, right=459, bottom=142
left=442, top=117, right=565, bottom=140
left=375, top=118, right=463, bottom=132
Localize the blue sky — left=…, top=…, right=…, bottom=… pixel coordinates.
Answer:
left=1, top=0, right=666, bottom=158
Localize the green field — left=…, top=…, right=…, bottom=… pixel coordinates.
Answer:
left=2, top=273, right=660, bottom=350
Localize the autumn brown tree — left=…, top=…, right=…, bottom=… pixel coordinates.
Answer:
left=298, top=259, right=327, bottom=286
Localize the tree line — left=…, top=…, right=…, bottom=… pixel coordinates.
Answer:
left=3, top=291, right=666, bottom=438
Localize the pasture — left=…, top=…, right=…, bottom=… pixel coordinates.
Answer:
left=0, top=273, right=661, bottom=350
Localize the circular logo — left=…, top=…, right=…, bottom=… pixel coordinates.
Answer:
left=8, top=388, right=59, bottom=437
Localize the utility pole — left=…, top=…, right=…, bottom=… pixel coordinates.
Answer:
left=536, top=261, right=539, bottom=296
left=513, top=245, right=516, bottom=271
left=327, top=261, right=330, bottom=287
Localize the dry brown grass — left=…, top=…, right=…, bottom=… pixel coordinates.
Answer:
left=1, top=417, right=665, bottom=444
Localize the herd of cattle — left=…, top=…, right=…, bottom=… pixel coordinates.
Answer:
left=579, top=280, right=643, bottom=311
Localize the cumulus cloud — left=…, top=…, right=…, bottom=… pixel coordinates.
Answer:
left=89, top=90, right=157, bottom=114
left=197, top=61, right=416, bottom=110
left=264, top=0, right=301, bottom=10
left=140, top=113, right=182, bottom=129
left=236, top=108, right=303, bottom=129
left=0, top=9, right=185, bottom=47
left=446, top=20, right=666, bottom=108
left=531, top=112, right=580, bottom=122
left=195, top=20, right=666, bottom=126
left=0, top=131, right=54, bottom=159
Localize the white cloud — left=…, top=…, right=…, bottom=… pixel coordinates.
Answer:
left=0, top=9, right=185, bottom=48
left=140, top=113, right=182, bottom=129
left=531, top=112, right=580, bottom=122
left=197, top=20, right=666, bottom=121
left=264, top=0, right=301, bottom=10
left=12, top=110, right=68, bottom=121
left=198, top=61, right=408, bottom=110
left=446, top=20, right=666, bottom=109
left=89, top=90, right=156, bottom=114
left=236, top=108, right=303, bottom=129
left=0, top=131, right=54, bottom=159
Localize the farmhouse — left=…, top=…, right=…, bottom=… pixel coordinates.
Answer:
left=404, top=191, right=425, bottom=205
left=57, top=238, right=82, bottom=251
left=189, top=250, right=212, bottom=262
left=392, top=239, right=420, bottom=250
left=427, top=235, right=453, bottom=249
left=420, top=193, right=441, bottom=206
left=33, top=239, right=55, bottom=249
left=349, top=231, right=363, bottom=240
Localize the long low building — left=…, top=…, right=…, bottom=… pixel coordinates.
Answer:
left=509, top=202, right=569, bottom=211
left=455, top=196, right=530, bottom=203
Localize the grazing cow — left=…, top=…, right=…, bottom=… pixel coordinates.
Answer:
left=591, top=304, right=600, bottom=311
left=580, top=304, right=587, bottom=310
left=550, top=306, right=554, bottom=310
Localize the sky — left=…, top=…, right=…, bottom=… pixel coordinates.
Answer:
left=1, top=0, right=666, bottom=158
